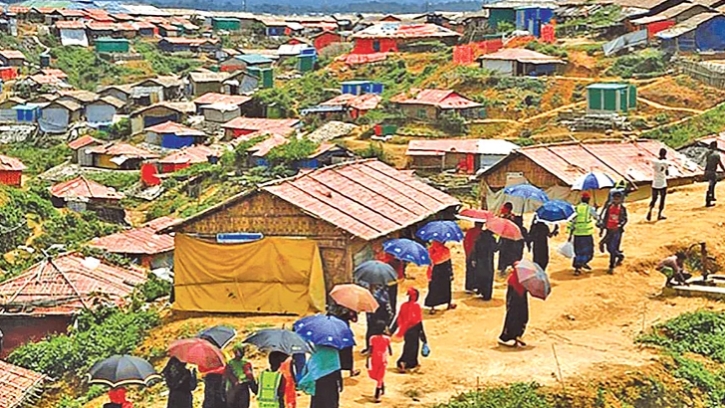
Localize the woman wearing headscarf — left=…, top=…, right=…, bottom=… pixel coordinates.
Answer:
left=326, top=303, right=360, bottom=377
left=498, top=263, right=529, bottom=347
left=377, top=250, right=406, bottom=313
left=367, top=322, right=392, bottom=403
left=105, top=388, right=133, bottom=408
left=364, top=284, right=392, bottom=353
left=224, top=343, right=257, bottom=408
left=202, top=367, right=227, bottom=408
left=463, top=222, right=483, bottom=293
left=298, top=346, right=343, bottom=408
left=498, top=202, right=524, bottom=276
left=391, top=288, right=428, bottom=372
left=424, top=240, right=456, bottom=314
left=527, top=216, right=558, bottom=271
left=162, top=357, right=196, bottom=408
left=470, top=225, right=498, bottom=300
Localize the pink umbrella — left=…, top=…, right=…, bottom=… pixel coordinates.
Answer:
left=457, top=209, right=495, bottom=223
left=486, top=217, right=524, bottom=241
left=169, top=338, right=225, bottom=373
left=330, top=284, right=379, bottom=313
left=515, top=260, right=551, bottom=301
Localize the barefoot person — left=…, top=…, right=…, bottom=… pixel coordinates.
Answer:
left=424, top=240, right=456, bottom=314
left=647, top=148, right=669, bottom=221
left=392, top=288, right=428, bottom=373
left=498, top=263, right=529, bottom=347
left=366, top=323, right=392, bottom=403
left=657, top=252, right=691, bottom=287
left=705, top=141, right=725, bottom=207
left=568, top=193, right=598, bottom=276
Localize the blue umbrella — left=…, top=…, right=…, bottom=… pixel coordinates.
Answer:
left=571, top=172, right=615, bottom=191
left=503, top=183, right=550, bottom=203
left=354, top=260, right=397, bottom=286
left=416, top=220, right=464, bottom=243
left=535, top=200, right=575, bottom=222
left=293, top=315, right=356, bottom=350
left=383, top=238, right=431, bottom=266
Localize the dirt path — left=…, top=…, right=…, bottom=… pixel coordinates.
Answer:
left=81, top=182, right=725, bottom=408
left=637, top=97, right=705, bottom=115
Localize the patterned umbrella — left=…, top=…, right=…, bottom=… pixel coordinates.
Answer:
left=535, top=200, right=575, bottom=223
left=382, top=238, right=431, bottom=266
left=88, top=355, right=160, bottom=388
left=503, top=183, right=550, bottom=203
left=415, top=220, right=464, bottom=243
left=293, top=314, right=356, bottom=350
left=485, top=217, right=523, bottom=241
left=330, top=284, right=379, bottom=313
left=169, top=338, right=225, bottom=373
left=515, top=260, right=551, bottom=300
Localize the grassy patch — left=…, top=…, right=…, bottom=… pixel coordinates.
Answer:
left=0, top=140, right=70, bottom=176
left=84, top=171, right=139, bottom=191
left=51, top=45, right=146, bottom=90
left=133, top=41, right=203, bottom=76
left=435, top=383, right=552, bottom=408
left=643, top=103, right=725, bottom=147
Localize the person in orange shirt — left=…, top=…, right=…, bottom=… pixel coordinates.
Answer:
left=424, top=241, right=456, bottom=314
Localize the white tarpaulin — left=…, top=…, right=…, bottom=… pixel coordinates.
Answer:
left=603, top=30, right=648, bottom=56
left=38, top=108, right=69, bottom=134
left=60, top=29, right=89, bottom=47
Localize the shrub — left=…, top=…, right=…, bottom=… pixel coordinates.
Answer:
left=33, top=211, right=122, bottom=251
left=606, top=49, right=667, bottom=79
left=0, top=140, right=70, bottom=176
left=8, top=307, right=161, bottom=379
left=266, top=137, right=319, bottom=165
left=51, top=46, right=145, bottom=90
left=434, top=383, right=551, bottom=408
left=644, top=103, right=725, bottom=147
left=83, top=171, right=139, bottom=191
left=639, top=310, right=725, bottom=363
left=525, top=41, right=568, bottom=59
left=133, top=41, right=203, bottom=76
left=437, top=112, right=469, bottom=135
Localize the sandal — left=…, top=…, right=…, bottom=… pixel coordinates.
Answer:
left=447, top=303, right=457, bottom=310
left=429, top=308, right=437, bottom=315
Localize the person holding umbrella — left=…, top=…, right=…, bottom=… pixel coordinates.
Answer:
left=469, top=223, right=498, bottom=300
left=498, top=203, right=525, bottom=277
left=326, top=303, right=360, bottom=377
left=202, top=367, right=227, bottom=408
left=376, top=247, right=405, bottom=313
left=298, top=346, right=343, bottom=408
left=257, top=351, right=287, bottom=408
left=568, top=192, right=598, bottom=276
left=105, top=388, right=133, bottom=408
left=224, top=343, right=257, bottom=408
left=391, top=287, right=428, bottom=373
left=527, top=215, right=558, bottom=272
left=162, top=357, right=197, bottom=408
left=498, top=262, right=529, bottom=347
left=425, top=240, right=456, bottom=314
left=363, top=284, right=392, bottom=353
left=463, top=222, right=483, bottom=293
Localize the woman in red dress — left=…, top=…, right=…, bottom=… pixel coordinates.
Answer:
left=367, top=323, right=392, bottom=403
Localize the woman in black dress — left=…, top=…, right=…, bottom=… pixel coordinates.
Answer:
left=162, top=357, right=196, bottom=408
left=327, top=303, right=360, bottom=376
left=424, top=241, right=456, bottom=314
left=528, top=217, right=558, bottom=271
left=498, top=267, right=529, bottom=347
left=392, top=287, right=427, bottom=372
left=470, top=228, right=498, bottom=300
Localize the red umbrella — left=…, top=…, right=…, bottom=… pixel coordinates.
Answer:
left=457, top=209, right=495, bottom=223
left=169, top=338, right=225, bottom=373
left=486, top=217, right=523, bottom=241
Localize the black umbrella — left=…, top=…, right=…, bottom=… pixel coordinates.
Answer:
left=197, top=325, right=237, bottom=349
left=243, top=328, right=313, bottom=355
left=88, top=355, right=160, bottom=388
left=353, top=260, right=397, bottom=286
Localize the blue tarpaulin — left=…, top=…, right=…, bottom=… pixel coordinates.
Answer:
left=697, top=16, right=725, bottom=51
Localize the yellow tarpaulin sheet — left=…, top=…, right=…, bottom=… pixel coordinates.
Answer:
left=174, top=234, right=326, bottom=315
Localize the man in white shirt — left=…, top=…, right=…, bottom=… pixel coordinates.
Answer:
left=647, top=148, right=669, bottom=221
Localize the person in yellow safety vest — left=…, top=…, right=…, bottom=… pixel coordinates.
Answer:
left=257, top=352, right=287, bottom=408
left=567, top=192, right=599, bottom=276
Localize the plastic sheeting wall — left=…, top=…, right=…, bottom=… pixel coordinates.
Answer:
left=481, top=59, right=514, bottom=75
left=603, top=30, right=648, bottom=56
left=87, top=104, right=116, bottom=128
left=60, top=29, right=89, bottom=47
left=697, top=17, right=725, bottom=51
left=38, top=108, right=69, bottom=133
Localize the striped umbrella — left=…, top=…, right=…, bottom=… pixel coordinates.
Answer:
left=571, top=172, right=615, bottom=191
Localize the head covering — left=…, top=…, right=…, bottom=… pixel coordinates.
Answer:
left=501, top=202, right=513, bottom=215
left=427, top=241, right=451, bottom=280
left=233, top=342, right=247, bottom=354
left=463, top=226, right=482, bottom=256
left=581, top=192, right=591, bottom=200
left=395, top=288, right=422, bottom=337
left=108, top=388, right=128, bottom=404
left=508, top=266, right=526, bottom=297
left=269, top=351, right=289, bottom=372
left=297, top=346, right=342, bottom=396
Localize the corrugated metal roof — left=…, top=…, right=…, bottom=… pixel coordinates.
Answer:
left=158, top=144, right=221, bottom=165
left=193, top=92, right=251, bottom=106
left=247, top=133, right=289, bottom=157
left=0, top=253, right=147, bottom=315
left=50, top=176, right=124, bottom=200
left=352, top=23, right=461, bottom=39
left=478, top=48, right=565, bottom=64
left=86, top=142, right=159, bottom=159
left=485, top=140, right=701, bottom=185
left=68, top=135, right=101, bottom=150
left=657, top=11, right=721, bottom=38
left=407, top=139, right=519, bottom=156
left=145, top=121, right=206, bottom=137
left=630, top=3, right=704, bottom=25
left=261, top=160, right=460, bottom=240
left=320, top=93, right=381, bottom=111
left=0, top=154, right=26, bottom=171
left=189, top=71, right=228, bottom=83
left=391, top=88, right=482, bottom=109
left=0, top=361, right=46, bottom=408
left=89, top=216, right=176, bottom=255
left=0, top=50, right=25, bottom=60
left=55, top=20, right=85, bottom=29
left=222, top=117, right=300, bottom=134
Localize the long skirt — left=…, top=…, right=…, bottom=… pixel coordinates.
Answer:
left=310, top=372, right=340, bottom=408
left=499, top=286, right=529, bottom=342
left=168, top=391, right=193, bottom=408
left=387, top=283, right=398, bottom=316
left=465, top=256, right=478, bottom=292
left=573, top=235, right=594, bottom=268
left=424, top=260, right=453, bottom=308
left=226, top=382, right=252, bottom=408
left=203, top=374, right=226, bottom=408
left=498, top=239, right=521, bottom=272
left=339, top=347, right=353, bottom=372
left=532, top=240, right=549, bottom=271
left=397, top=323, right=426, bottom=370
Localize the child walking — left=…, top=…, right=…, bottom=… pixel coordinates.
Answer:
left=367, top=322, right=392, bottom=403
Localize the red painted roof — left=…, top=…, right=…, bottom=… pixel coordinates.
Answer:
left=50, top=176, right=124, bottom=200
left=0, top=50, right=26, bottom=61
left=158, top=144, right=221, bottom=165
left=193, top=93, right=252, bottom=106
left=55, top=20, right=85, bottom=29
left=145, top=121, right=206, bottom=137
left=133, top=21, right=156, bottom=29
left=87, top=142, right=159, bottom=159
left=391, top=89, right=482, bottom=109
left=0, top=253, right=147, bottom=315
left=222, top=117, right=300, bottom=135
left=89, top=217, right=176, bottom=255
left=55, top=9, right=85, bottom=17
left=0, top=361, right=46, bottom=408
left=504, top=140, right=701, bottom=185
left=0, top=155, right=25, bottom=172
left=321, top=93, right=381, bottom=111
left=8, top=6, right=30, bottom=13
left=68, top=135, right=101, bottom=150
left=40, top=68, right=68, bottom=79
left=261, top=160, right=460, bottom=240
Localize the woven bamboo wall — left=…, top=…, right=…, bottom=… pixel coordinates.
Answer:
left=481, top=155, right=562, bottom=190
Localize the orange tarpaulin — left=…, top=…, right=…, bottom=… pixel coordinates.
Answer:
left=173, top=234, right=326, bottom=315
